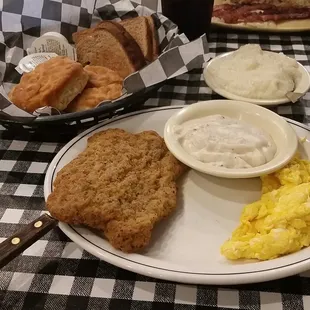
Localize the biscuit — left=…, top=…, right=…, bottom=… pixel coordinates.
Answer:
left=66, top=65, right=123, bottom=113
left=9, top=56, right=88, bottom=113
left=84, top=65, right=123, bottom=88
left=66, top=84, right=122, bottom=112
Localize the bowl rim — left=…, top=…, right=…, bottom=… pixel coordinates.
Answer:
left=164, top=99, right=298, bottom=179
left=203, top=51, right=310, bottom=106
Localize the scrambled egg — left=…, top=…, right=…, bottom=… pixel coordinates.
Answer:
left=221, top=155, right=310, bottom=261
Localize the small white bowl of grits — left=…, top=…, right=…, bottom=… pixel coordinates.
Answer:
left=204, top=45, right=310, bottom=106
left=164, top=100, right=298, bottom=178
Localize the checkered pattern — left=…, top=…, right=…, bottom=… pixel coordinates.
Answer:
left=144, top=32, right=310, bottom=127
left=124, top=34, right=209, bottom=93
left=0, top=0, right=96, bottom=117
left=93, top=0, right=178, bottom=51
left=1, top=116, right=310, bottom=310
left=1, top=5, right=310, bottom=310
left=1, top=31, right=310, bottom=309
left=0, top=0, right=199, bottom=119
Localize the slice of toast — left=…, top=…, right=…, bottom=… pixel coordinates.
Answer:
left=146, top=16, right=159, bottom=61
left=120, top=16, right=153, bottom=62
left=73, top=21, right=146, bottom=78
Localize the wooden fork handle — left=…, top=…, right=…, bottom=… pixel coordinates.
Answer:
left=0, top=213, right=58, bottom=269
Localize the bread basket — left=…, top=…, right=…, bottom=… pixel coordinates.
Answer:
left=0, top=0, right=210, bottom=135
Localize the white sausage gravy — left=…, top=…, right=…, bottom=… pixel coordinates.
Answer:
left=173, top=115, right=277, bottom=169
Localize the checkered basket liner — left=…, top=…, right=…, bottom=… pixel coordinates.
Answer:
left=0, top=0, right=210, bottom=120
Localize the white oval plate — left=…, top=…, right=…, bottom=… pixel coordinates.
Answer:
left=44, top=107, right=310, bottom=285
left=164, top=100, right=298, bottom=179
left=204, top=52, right=310, bottom=106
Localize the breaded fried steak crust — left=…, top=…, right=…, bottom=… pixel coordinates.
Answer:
left=47, top=129, right=187, bottom=252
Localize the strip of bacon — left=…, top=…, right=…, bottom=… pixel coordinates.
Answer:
left=213, top=4, right=310, bottom=24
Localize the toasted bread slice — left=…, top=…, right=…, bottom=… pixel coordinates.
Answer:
left=146, top=16, right=159, bottom=61
left=120, top=16, right=153, bottom=62
left=73, top=21, right=146, bottom=78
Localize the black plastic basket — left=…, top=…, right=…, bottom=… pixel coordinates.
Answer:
left=0, top=0, right=178, bottom=136
left=0, top=83, right=162, bottom=136
left=0, top=1, right=210, bottom=136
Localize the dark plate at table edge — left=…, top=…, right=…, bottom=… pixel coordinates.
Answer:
left=211, top=19, right=310, bottom=33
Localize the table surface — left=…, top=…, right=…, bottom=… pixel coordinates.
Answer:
left=1, top=23, right=310, bottom=310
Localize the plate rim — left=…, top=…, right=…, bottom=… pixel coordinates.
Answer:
left=211, top=18, right=310, bottom=33
left=204, top=52, right=310, bottom=106
left=44, top=106, right=310, bottom=285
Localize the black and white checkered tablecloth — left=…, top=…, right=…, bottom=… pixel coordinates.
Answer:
left=1, top=30, right=310, bottom=310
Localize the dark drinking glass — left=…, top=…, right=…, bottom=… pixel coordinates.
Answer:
left=162, top=0, right=215, bottom=41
